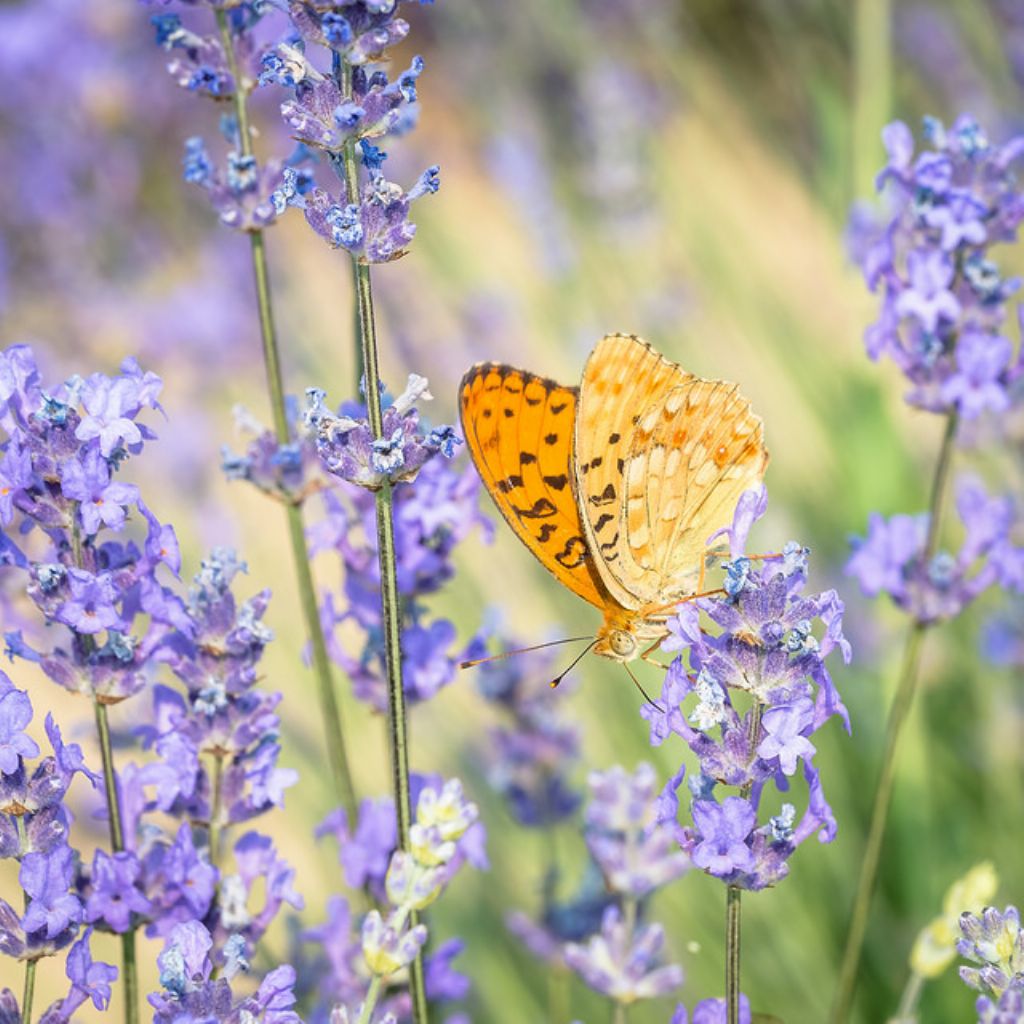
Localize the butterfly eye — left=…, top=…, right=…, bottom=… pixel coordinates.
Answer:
left=610, top=630, right=636, bottom=657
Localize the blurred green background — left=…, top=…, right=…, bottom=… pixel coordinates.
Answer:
left=2, top=0, right=1023, bottom=1020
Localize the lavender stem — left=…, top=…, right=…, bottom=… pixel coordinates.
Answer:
left=208, top=751, right=225, bottom=873
left=214, top=10, right=359, bottom=827
left=727, top=702, right=761, bottom=1024
left=337, top=59, right=428, bottom=1024
left=73, top=510, right=139, bottom=1024
left=895, top=971, right=925, bottom=1020
left=16, top=814, right=35, bottom=1024
left=20, top=961, right=34, bottom=1024
left=93, top=699, right=140, bottom=1024
left=726, top=885, right=742, bottom=1024
left=852, top=0, right=891, bottom=199
left=831, top=412, right=958, bottom=1023
left=357, top=977, right=384, bottom=1024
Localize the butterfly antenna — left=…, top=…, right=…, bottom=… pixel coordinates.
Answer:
left=460, top=635, right=594, bottom=670
left=549, top=640, right=599, bottom=688
left=623, top=662, right=665, bottom=712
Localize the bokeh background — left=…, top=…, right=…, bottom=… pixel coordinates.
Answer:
left=1, top=0, right=1023, bottom=1020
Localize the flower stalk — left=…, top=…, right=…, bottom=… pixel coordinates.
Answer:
left=93, top=698, right=139, bottom=1024
left=726, top=885, right=742, bottom=1024
left=831, top=412, right=958, bottom=1023
left=20, top=961, right=35, bottom=1024
left=74, top=506, right=139, bottom=1024
left=336, top=58, right=428, bottom=1023
left=214, top=10, right=359, bottom=826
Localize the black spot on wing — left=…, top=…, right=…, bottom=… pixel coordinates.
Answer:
left=594, top=513, right=614, bottom=533
left=555, top=536, right=588, bottom=569
left=513, top=498, right=558, bottom=519
left=589, top=483, right=616, bottom=507
left=520, top=451, right=537, bottom=465
left=599, top=532, right=619, bottom=554
left=496, top=475, right=524, bottom=493
left=544, top=433, right=559, bottom=445
left=550, top=401, right=569, bottom=415
left=537, top=524, right=557, bottom=542
left=543, top=474, right=569, bottom=490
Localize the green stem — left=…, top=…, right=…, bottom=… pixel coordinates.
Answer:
left=357, top=977, right=385, bottom=1024
left=214, top=10, right=359, bottom=827
left=337, top=60, right=428, bottom=1024
left=852, top=0, right=891, bottom=200
left=21, top=960, right=35, bottom=1024
left=94, top=699, right=139, bottom=1024
left=548, top=966, right=570, bottom=1024
left=725, top=702, right=762, bottom=1024
left=831, top=413, right=958, bottom=1024
left=612, top=1001, right=627, bottom=1024
left=726, top=885, right=742, bottom=1024
left=208, top=752, right=225, bottom=873
left=894, top=971, right=925, bottom=1021
left=71, top=512, right=138, bottom=1024
left=15, top=815, right=34, bottom=1024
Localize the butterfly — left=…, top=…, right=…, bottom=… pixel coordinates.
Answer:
left=458, top=334, right=769, bottom=666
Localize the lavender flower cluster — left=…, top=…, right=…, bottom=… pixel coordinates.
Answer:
left=959, top=904, right=1024, bottom=1023
left=847, top=116, right=1024, bottom=629
left=0, top=337, right=493, bottom=1022
left=645, top=487, right=852, bottom=891
left=847, top=477, right=1024, bottom=625
left=851, top=114, right=1024, bottom=418
left=0, top=676, right=115, bottom=1021
left=504, top=762, right=687, bottom=1014
left=0, top=343, right=307, bottom=1014
left=155, top=0, right=440, bottom=259
left=224, top=375, right=486, bottom=713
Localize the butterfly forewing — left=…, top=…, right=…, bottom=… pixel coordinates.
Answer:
left=576, top=334, right=769, bottom=609
left=574, top=334, right=693, bottom=609
left=459, top=363, right=609, bottom=609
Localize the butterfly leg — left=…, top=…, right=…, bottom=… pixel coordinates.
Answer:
left=640, top=589, right=727, bottom=620
left=640, top=640, right=670, bottom=670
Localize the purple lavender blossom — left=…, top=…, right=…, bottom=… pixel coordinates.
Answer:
left=306, top=375, right=457, bottom=490
left=647, top=486, right=851, bottom=890
left=302, top=166, right=440, bottom=263
left=850, top=115, right=1024, bottom=415
left=285, top=0, right=431, bottom=66
left=148, top=919, right=302, bottom=1024
left=958, top=905, right=1024, bottom=1000
left=563, top=905, right=683, bottom=1004
left=279, top=57, right=424, bottom=153
left=0, top=673, right=38, bottom=773
left=85, top=849, right=152, bottom=933
left=847, top=477, right=1024, bottom=624
left=683, top=995, right=753, bottom=1024
left=585, top=763, right=689, bottom=898
left=0, top=345, right=189, bottom=703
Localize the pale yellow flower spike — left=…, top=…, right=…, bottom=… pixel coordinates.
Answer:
left=910, top=861, right=999, bottom=979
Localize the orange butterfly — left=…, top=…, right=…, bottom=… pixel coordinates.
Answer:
left=459, top=334, right=769, bottom=664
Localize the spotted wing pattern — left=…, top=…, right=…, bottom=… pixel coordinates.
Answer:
left=459, top=363, right=609, bottom=609
left=576, top=334, right=768, bottom=609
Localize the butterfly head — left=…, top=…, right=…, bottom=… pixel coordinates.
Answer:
left=594, top=624, right=639, bottom=662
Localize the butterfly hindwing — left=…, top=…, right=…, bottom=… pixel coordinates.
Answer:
left=459, top=363, right=608, bottom=609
